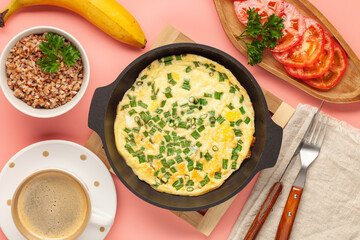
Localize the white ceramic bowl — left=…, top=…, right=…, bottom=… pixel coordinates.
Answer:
left=0, top=26, right=90, bottom=118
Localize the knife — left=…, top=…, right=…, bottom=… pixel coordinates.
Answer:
left=243, top=100, right=324, bottom=240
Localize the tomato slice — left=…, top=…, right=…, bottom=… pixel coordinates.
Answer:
left=273, top=18, right=325, bottom=67
left=302, top=41, right=347, bottom=89
left=271, top=2, right=306, bottom=52
left=234, top=0, right=284, bottom=25
left=284, top=31, right=334, bottom=79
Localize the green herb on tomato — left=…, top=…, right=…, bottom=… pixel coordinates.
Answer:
left=236, top=8, right=284, bottom=66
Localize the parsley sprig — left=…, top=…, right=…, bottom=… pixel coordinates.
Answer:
left=37, top=33, right=80, bottom=74
left=236, top=8, right=284, bottom=66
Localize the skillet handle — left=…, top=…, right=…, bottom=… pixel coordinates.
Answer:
left=88, top=80, right=118, bottom=140
left=256, top=116, right=283, bottom=172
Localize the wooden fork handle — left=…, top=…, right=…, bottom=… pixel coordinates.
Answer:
left=244, top=182, right=283, bottom=240
left=275, top=186, right=304, bottom=240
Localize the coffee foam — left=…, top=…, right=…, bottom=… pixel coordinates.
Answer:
left=13, top=171, right=90, bottom=239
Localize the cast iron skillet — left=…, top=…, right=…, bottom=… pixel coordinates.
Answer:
left=88, top=43, right=282, bottom=211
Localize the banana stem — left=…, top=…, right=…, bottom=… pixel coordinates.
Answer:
left=0, top=9, right=9, bottom=27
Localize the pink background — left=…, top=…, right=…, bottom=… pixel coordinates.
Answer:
left=0, top=0, right=359, bottom=239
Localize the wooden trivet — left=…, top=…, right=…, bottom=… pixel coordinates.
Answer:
left=84, top=25, right=295, bottom=236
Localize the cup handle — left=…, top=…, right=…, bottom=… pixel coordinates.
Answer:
left=88, top=207, right=114, bottom=229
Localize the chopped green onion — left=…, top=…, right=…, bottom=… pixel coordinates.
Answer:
left=195, top=142, right=202, bottom=148
left=167, top=73, right=172, bottom=80
left=200, top=114, right=208, bottom=119
left=191, top=130, right=200, bottom=140
left=218, top=72, right=224, bottom=82
left=236, top=119, right=243, bottom=126
left=149, top=127, right=156, bottom=135
left=204, top=93, right=212, bottom=98
left=231, top=154, right=239, bottom=161
left=155, top=108, right=163, bottom=114
left=138, top=101, right=148, bottom=109
left=170, top=167, right=177, bottom=173
left=168, top=159, right=176, bottom=166
left=121, top=104, right=129, bottom=110
left=183, top=148, right=190, bottom=155
left=230, top=86, right=236, bottom=93
left=163, top=172, right=172, bottom=179
left=160, top=100, right=166, bottom=107
left=180, top=103, right=189, bottom=108
left=185, top=66, right=191, bottom=73
left=231, top=161, right=237, bottom=169
left=230, top=121, right=235, bottom=127
left=244, top=117, right=251, bottom=124
left=130, top=100, right=137, bottom=107
left=222, top=159, right=228, bottom=169
left=204, top=152, right=212, bottom=161
left=152, top=115, right=160, bottom=122
left=200, top=175, right=210, bottom=187
left=124, top=128, right=131, bottom=133
left=198, top=125, right=205, bottom=132
left=165, top=92, right=173, bottom=98
left=159, top=146, right=165, bottom=153
left=240, top=94, right=244, bottom=103
left=164, top=56, right=173, bottom=62
left=182, top=78, right=191, bottom=91
left=164, top=135, right=171, bottom=142
left=141, top=75, right=148, bottom=80
left=158, top=120, right=166, bottom=128
left=187, top=160, right=194, bottom=171
left=175, top=155, right=183, bottom=164
left=217, top=115, right=225, bottom=124
left=214, top=91, right=223, bottom=100
left=240, top=106, right=246, bottom=115
left=215, top=172, right=222, bottom=179
left=234, top=129, right=243, bottom=137
left=195, top=162, right=203, bottom=170
left=139, top=111, right=151, bottom=123
left=212, top=145, right=219, bottom=152
left=129, top=109, right=137, bottom=116
left=167, top=148, right=174, bottom=156
left=193, top=61, right=200, bottom=67
left=169, top=79, right=177, bottom=85
left=138, top=154, right=146, bottom=163
left=227, top=103, right=234, bottom=110
left=199, top=98, right=207, bottom=106
left=178, top=122, right=187, bottom=128
left=163, top=111, right=170, bottom=118
left=176, top=55, right=182, bottom=60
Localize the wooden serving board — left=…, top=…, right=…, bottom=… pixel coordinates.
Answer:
left=214, top=0, right=360, bottom=103
left=85, top=25, right=295, bottom=236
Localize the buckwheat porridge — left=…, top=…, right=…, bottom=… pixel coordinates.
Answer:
left=5, top=33, right=83, bottom=109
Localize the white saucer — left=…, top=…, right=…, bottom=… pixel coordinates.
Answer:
left=0, top=140, right=117, bottom=240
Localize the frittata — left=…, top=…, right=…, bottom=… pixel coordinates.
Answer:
left=114, top=54, right=255, bottom=196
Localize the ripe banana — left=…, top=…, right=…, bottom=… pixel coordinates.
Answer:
left=0, top=0, right=147, bottom=48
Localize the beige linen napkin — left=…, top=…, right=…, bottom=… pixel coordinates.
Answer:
left=229, top=104, right=360, bottom=240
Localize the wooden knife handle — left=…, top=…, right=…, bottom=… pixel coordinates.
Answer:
left=244, top=182, right=283, bottom=240
left=275, top=186, right=304, bottom=240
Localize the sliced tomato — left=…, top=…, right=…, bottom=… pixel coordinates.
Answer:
left=273, top=18, right=325, bottom=67
left=271, top=2, right=306, bottom=52
left=234, top=0, right=284, bottom=25
left=303, top=41, right=347, bottom=89
left=284, top=31, right=334, bottom=79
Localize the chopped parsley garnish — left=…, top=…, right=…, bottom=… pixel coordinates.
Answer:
left=37, top=33, right=80, bottom=74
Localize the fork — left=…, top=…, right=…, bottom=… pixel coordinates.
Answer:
left=275, top=115, right=329, bottom=240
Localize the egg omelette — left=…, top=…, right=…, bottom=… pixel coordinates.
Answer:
left=114, top=54, right=255, bottom=196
